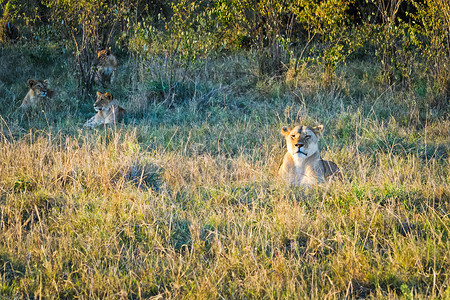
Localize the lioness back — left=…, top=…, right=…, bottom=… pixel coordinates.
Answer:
left=321, top=160, right=341, bottom=181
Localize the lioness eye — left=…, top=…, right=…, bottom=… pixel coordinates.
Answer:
left=290, top=135, right=295, bottom=139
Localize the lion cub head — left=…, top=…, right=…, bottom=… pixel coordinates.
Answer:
left=20, top=79, right=54, bottom=110
left=28, top=79, right=50, bottom=97
left=97, top=49, right=112, bottom=60
left=281, top=125, right=324, bottom=161
left=93, top=91, right=115, bottom=111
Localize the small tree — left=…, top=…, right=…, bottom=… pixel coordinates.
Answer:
left=410, top=0, right=450, bottom=103
left=0, top=0, right=19, bottom=43
left=45, top=0, right=136, bottom=98
left=291, top=0, right=361, bottom=85
left=372, top=0, right=404, bottom=85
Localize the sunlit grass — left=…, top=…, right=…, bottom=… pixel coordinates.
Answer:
left=0, top=44, right=448, bottom=299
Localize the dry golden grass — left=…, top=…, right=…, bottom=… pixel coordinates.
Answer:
left=0, top=45, right=449, bottom=299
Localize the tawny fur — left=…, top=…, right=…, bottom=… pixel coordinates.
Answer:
left=95, top=49, right=118, bottom=86
left=20, top=79, right=54, bottom=111
left=85, top=91, right=125, bottom=128
left=278, top=125, right=340, bottom=187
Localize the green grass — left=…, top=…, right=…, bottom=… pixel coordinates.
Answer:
left=0, top=43, right=449, bottom=299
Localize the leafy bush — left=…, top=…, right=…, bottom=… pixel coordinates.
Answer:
left=44, top=0, right=138, bottom=98
left=410, top=0, right=450, bottom=105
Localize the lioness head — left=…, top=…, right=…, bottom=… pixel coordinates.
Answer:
left=27, top=79, right=51, bottom=98
left=97, top=49, right=111, bottom=61
left=93, top=91, right=115, bottom=112
left=281, top=125, right=324, bottom=160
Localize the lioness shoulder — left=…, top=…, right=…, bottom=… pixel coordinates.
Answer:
left=85, top=91, right=126, bottom=128
left=279, top=124, right=341, bottom=187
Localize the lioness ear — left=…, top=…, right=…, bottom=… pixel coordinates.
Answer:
left=105, top=92, right=113, bottom=100
left=312, top=125, right=324, bottom=136
left=27, top=79, right=37, bottom=88
left=281, top=126, right=291, bottom=136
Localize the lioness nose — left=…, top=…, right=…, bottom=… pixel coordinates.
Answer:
left=295, top=143, right=304, bottom=148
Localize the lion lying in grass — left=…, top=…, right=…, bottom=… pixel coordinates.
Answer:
left=84, top=91, right=125, bottom=128
left=279, top=124, right=340, bottom=187
left=19, top=79, right=54, bottom=111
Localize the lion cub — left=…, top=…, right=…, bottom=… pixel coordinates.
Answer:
left=279, top=125, right=340, bottom=187
left=19, top=79, right=54, bottom=111
left=85, top=92, right=126, bottom=128
left=95, top=49, right=118, bottom=86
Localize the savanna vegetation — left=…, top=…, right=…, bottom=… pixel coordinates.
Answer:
left=0, top=0, right=449, bottom=298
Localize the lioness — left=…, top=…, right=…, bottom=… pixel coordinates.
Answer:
left=19, top=79, right=54, bottom=111
left=95, top=49, right=118, bottom=86
left=85, top=91, right=126, bottom=128
left=279, top=125, right=340, bottom=187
